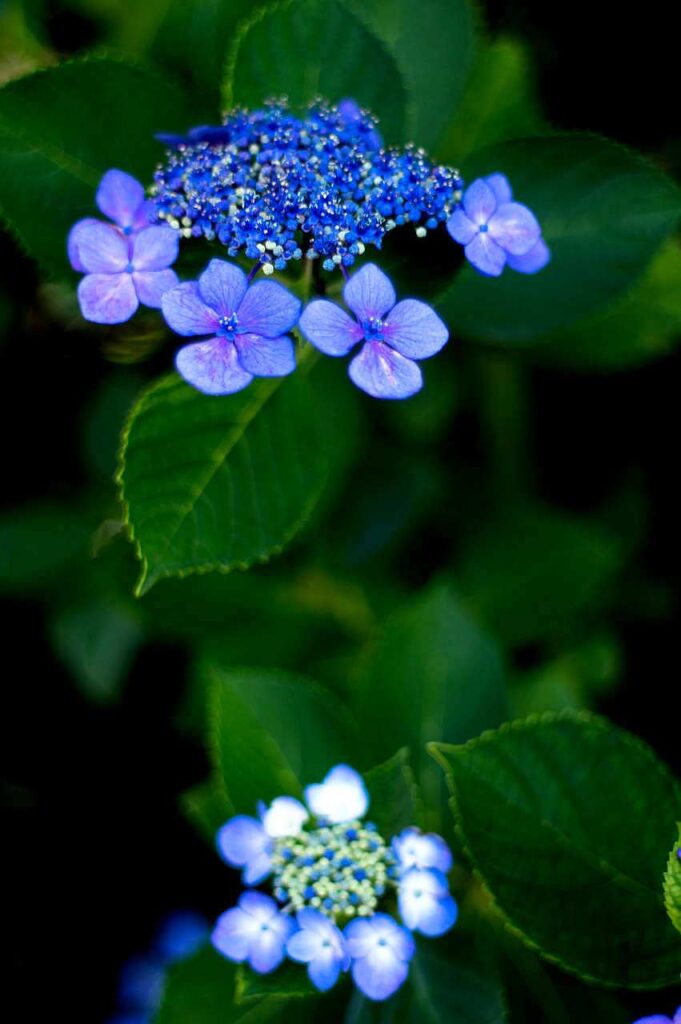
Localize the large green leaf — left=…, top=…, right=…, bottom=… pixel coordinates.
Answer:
left=343, top=0, right=477, bottom=150
left=406, top=941, right=508, bottom=1023
left=438, top=36, right=544, bottom=163
left=118, top=370, right=328, bottom=596
left=364, top=749, right=421, bottom=838
left=537, top=238, right=681, bottom=370
left=208, top=663, right=353, bottom=813
left=663, top=824, right=681, bottom=936
left=439, top=134, right=681, bottom=343
left=227, top=0, right=407, bottom=143
left=157, top=948, right=296, bottom=1023
left=431, top=712, right=681, bottom=987
left=354, top=583, right=508, bottom=814
left=0, top=56, right=191, bottom=274
left=455, top=502, right=623, bottom=648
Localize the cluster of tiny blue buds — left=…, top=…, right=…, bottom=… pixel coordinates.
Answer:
left=151, top=99, right=463, bottom=272
left=272, top=820, right=396, bottom=919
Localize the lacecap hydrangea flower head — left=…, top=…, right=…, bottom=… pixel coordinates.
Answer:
left=212, top=764, right=457, bottom=1001
left=67, top=98, right=549, bottom=400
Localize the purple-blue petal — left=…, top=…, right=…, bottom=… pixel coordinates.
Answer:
left=162, top=282, right=220, bottom=336
left=351, top=947, right=410, bottom=1002
left=446, top=208, right=478, bottom=246
left=78, top=273, right=138, bottom=324
left=343, top=263, right=396, bottom=322
left=133, top=269, right=179, bottom=309
left=236, top=280, right=302, bottom=338
left=216, top=815, right=269, bottom=870
left=68, top=217, right=103, bottom=272
left=462, top=178, right=497, bottom=225
left=234, top=333, right=296, bottom=377
left=384, top=299, right=449, bottom=360
left=309, top=951, right=343, bottom=992
left=74, top=221, right=129, bottom=274
left=96, top=169, right=146, bottom=229
left=488, top=201, right=540, bottom=256
left=248, top=914, right=295, bottom=974
left=349, top=341, right=422, bottom=399
left=176, top=338, right=253, bottom=396
left=197, top=259, right=248, bottom=317
left=211, top=906, right=255, bottom=963
left=464, top=233, right=507, bottom=277
left=506, top=237, right=551, bottom=274
left=485, top=173, right=513, bottom=206
left=131, top=225, right=179, bottom=271
left=298, top=299, right=362, bottom=356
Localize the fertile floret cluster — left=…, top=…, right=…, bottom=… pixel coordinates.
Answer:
left=152, top=100, right=463, bottom=272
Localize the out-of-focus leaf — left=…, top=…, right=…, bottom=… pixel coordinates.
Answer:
left=344, top=0, right=477, bottom=150
left=227, top=0, right=407, bottom=143
left=208, top=663, right=353, bottom=813
left=439, top=36, right=544, bottom=163
left=157, top=948, right=295, bottom=1023
left=456, top=503, right=622, bottom=648
left=0, top=502, right=90, bottom=593
left=536, top=238, right=681, bottom=369
left=82, top=369, right=144, bottom=480
left=364, top=748, right=421, bottom=838
left=354, top=583, right=508, bottom=815
left=510, top=635, right=622, bottom=718
left=237, top=961, right=317, bottom=1002
left=664, top=824, right=681, bottom=935
left=431, top=712, right=681, bottom=986
left=0, top=56, right=191, bottom=274
left=49, top=597, right=142, bottom=702
left=407, top=940, right=508, bottom=1022
left=118, top=371, right=328, bottom=596
left=439, top=134, right=681, bottom=343
left=181, top=777, right=232, bottom=846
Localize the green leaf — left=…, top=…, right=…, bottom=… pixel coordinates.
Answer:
left=0, top=56, right=191, bottom=275
left=355, top=583, right=508, bottom=815
left=157, top=948, right=294, bottom=1023
left=227, top=0, right=407, bottom=143
left=49, top=598, right=143, bottom=703
left=343, top=0, right=477, bottom=150
left=438, top=36, right=544, bottom=163
left=431, top=711, right=681, bottom=987
left=536, top=238, right=681, bottom=369
left=181, top=777, right=232, bottom=845
left=439, top=134, right=681, bottom=343
left=118, top=370, right=328, bottom=596
left=147, top=0, right=255, bottom=119
left=456, top=502, right=623, bottom=648
left=237, top=961, right=317, bottom=1002
left=663, top=824, right=681, bottom=936
left=407, top=940, right=508, bottom=1023
left=0, top=501, right=91, bottom=593
left=364, top=748, right=421, bottom=837
left=208, top=663, right=352, bottom=813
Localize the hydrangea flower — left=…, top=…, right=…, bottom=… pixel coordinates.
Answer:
left=298, top=264, right=448, bottom=399
left=161, top=259, right=301, bottom=395
left=446, top=174, right=544, bottom=277
left=212, top=763, right=457, bottom=1002
left=68, top=169, right=153, bottom=271
left=71, top=221, right=179, bottom=324
left=633, top=1010, right=681, bottom=1024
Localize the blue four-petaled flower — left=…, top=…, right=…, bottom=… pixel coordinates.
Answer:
left=161, top=259, right=301, bottom=395
left=212, top=763, right=457, bottom=1002
left=447, top=173, right=549, bottom=277
left=298, top=264, right=449, bottom=399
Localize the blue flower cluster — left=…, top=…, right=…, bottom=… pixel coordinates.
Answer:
left=106, top=910, right=209, bottom=1024
left=67, top=98, right=550, bottom=400
left=152, top=99, right=462, bottom=273
left=212, top=764, right=457, bottom=1002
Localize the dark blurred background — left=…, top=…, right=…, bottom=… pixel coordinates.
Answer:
left=1, top=1, right=678, bottom=1020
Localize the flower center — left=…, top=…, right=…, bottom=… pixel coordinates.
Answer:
left=125, top=262, right=135, bottom=274
left=271, top=820, right=396, bottom=923
left=362, top=316, right=386, bottom=341
left=218, top=313, right=240, bottom=337
left=479, top=223, right=489, bottom=233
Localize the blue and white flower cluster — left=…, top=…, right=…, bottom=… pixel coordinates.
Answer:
left=67, top=98, right=549, bottom=400
left=212, top=764, right=457, bottom=1002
